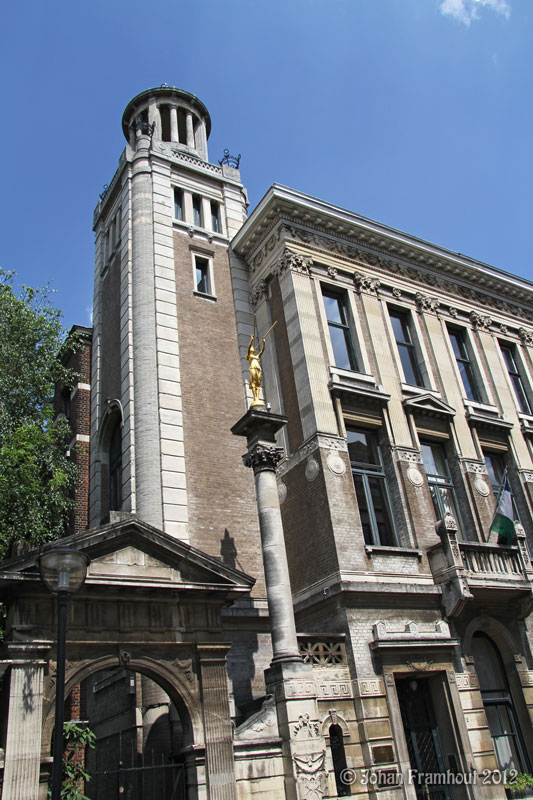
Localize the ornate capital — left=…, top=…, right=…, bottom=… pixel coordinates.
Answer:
left=415, top=291, right=440, bottom=313
left=272, top=248, right=313, bottom=277
left=243, top=444, right=285, bottom=473
left=354, top=272, right=380, bottom=294
left=519, top=327, right=533, bottom=346
left=250, top=280, right=268, bottom=309
left=470, top=310, right=492, bottom=331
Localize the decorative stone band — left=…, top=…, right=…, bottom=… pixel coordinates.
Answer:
left=277, top=433, right=347, bottom=477
left=461, top=460, right=488, bottom=475
left=393, top=447, right=423, bottom=464
left=415, top=292, right=440, bottom=313
left=243, top=444, right=285, bottom=473
left=353, top=271, right=380, bottom=294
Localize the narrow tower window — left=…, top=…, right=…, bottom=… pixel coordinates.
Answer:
left=194, top=256, right=211, bottom=295
left=210, top=201, right=221, bottom=233
left=500, top=344, right=532, bottom=415
left=109, top=421, right=122, bottom=512
left=174, top=189, right=183, bottom=221
left=192, top=195, right=203, bottom=227
left=159, top=105, right=171, bottom=142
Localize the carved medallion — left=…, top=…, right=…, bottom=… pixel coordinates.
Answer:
left=407, top=466, right=424, bottom=487
left=326, top=453, right=346, bottom=475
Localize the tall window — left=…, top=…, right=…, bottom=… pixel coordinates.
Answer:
left=500, top=344, right=532, bottom=415
left=348, top=428, right=396, bottom=546
left=109, top=421, right=122, bottom=512
left=174, top=188, right=183, bottom=221
left=210, top=201, right=221, bottom=233
left=448, top=327, right=481, bottom=402
left=389, top=310, right=425, bottom=387
left=192, top=195, right=203, bottom=227
left=421, top=442, right=463, bottom=534
left=472, top=633, right=529, bottom=774
left=322, top=289, right=358, bottom=371
left=194, top=255, right=211, bottom=295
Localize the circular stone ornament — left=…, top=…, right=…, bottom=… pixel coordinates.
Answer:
left=407, top=467, right=424, bottom=487
left=305, top=457, right=320, bottom=482
left=327, top=453, right=346, bottom=476
left=277, top=482, right=287, bottom=504
left=474, top=477, right=490, bottom=497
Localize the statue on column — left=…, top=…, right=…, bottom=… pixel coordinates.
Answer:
left=245, top=319, right=276, bottom=408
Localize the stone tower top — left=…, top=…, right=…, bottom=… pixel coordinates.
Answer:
left=122, top=85, right=211, bottom=161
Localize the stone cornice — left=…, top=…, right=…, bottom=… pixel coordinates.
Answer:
left=232, top=185, right=533, bottom=323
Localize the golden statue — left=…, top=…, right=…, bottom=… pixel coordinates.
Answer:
left=246, top=319, right=277, bottom=408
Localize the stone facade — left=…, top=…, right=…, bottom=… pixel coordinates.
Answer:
left=1, top=86, right=533, bottom=800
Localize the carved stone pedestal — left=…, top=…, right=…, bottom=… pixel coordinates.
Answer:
left=266, top=660, right=327, bottom=800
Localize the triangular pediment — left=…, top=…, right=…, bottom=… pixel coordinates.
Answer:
left=403, top=393, right=456, bottom=419
left=0, top=518, right=255, bottom=596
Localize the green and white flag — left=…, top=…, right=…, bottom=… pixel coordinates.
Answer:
left=490, top=478, right=515, bottom=545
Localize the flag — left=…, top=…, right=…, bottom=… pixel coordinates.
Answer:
left=490, top=478, right=515, bottom=545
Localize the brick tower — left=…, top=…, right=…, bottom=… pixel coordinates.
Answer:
left=90, top=86, right=262, bottom=581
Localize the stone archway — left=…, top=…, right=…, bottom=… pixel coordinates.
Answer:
left=0, top=517, right=253, bottom=800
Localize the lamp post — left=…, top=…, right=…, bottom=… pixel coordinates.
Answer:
left=38, top=548, right=90, bottom=800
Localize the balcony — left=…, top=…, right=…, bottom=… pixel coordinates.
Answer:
left=428, top=514, right=533, bottom=617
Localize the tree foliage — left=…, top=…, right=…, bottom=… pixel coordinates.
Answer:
left=0, top=270, right=79, bottom=557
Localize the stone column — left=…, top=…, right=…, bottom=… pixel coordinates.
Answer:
left=170, top=106, right=178, bottom=143
left=198, top=645, right=237, bottom=800
left=2, top=643, right=51, bottom=800
left=232, top=408, right=327, bottom=800
left=130, top=126, right=163, bottom=528
left=186, top=111, right=194, bottom=148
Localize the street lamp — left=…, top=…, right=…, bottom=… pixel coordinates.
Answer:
left=38, top=548, right=90, bottom=800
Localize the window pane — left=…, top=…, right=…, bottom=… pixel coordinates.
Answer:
left=347, top=429, right=379, bottom=466
left=367, top=476, right=395, bottom=546
left=211, top=202, right=220, bottom=233
left=397, top=344, right=422, bottom=387
left=193, top=195, right=202, bottom=226
left=174, top=189, right=183, bottom=220
left=329, top=326, right=354, bottom=370
left=390, top=313, right=408, bottom=344
left=323, top=293, right=343, bottom=324
left=353, top=473, right=373, bottom=544
left=195, top=257, right=210, bottom=294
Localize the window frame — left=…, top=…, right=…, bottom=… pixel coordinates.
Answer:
left=420, top=441, right=464, bottom=536
left=192, top=252, right=215, bottom=298
left=192, top=194, right=203, bottom=227
left=447, top=325, right=482, bottom=402
left=321, top=287, right=359, bottom=372
left=173, top=188, right=184, bottom=221
left=210, top=200, right=221, bottom=234
left=499, top=342, right=533, bottom=415
left=347, top=427, right=397, bottom=547
left=388, top=308, right=426, bottom=388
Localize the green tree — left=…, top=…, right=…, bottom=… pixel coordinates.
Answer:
left=0, top=270, right=79, bottom=557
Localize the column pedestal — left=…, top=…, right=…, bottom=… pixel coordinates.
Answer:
left=232, top=408, right=327, bottom=799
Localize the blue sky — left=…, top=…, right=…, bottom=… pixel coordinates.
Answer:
left=0, top=0, right=531, bottom=329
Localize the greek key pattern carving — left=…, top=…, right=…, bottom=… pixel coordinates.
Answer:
left=276, top=679, right=317, bottom=700
left=415, top=292, right=440, bottom=313
left=355, top=678, right=384, bottom=697
left=317, top=681, right=352, bottom=700
left=243, top=444, right=285, bottom=473
left=455, top=673, right=479, bottom=690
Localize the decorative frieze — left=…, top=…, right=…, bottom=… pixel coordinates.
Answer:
left=317, top=681, right=352, bottom=700
left=462, top=460, right=488, bottom=475
left=272, top=248, right=313, bottom=277
left=455, top=673, right=479, bottom=690
left=518, top=671, right=533, bottom=687
left=394, top=447, right=423, bottom=464
left=354, top=678, right=385, bottom=697
left=275, top=679, right=317, bottom=700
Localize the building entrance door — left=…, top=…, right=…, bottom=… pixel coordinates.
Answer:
left=396, top=678, right=452, bottom=800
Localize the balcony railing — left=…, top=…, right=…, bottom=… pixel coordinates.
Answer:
left=459, top=542, right=522, bottom=578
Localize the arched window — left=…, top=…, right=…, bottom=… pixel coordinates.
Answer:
left=472, top=633, right=529, bottom=774
left=109, top=420, right=122, bottom=511
left=329, top=723, right=350, bottom=796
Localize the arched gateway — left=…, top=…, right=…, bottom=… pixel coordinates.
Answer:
left=0, top=518, right=254, bottom=800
